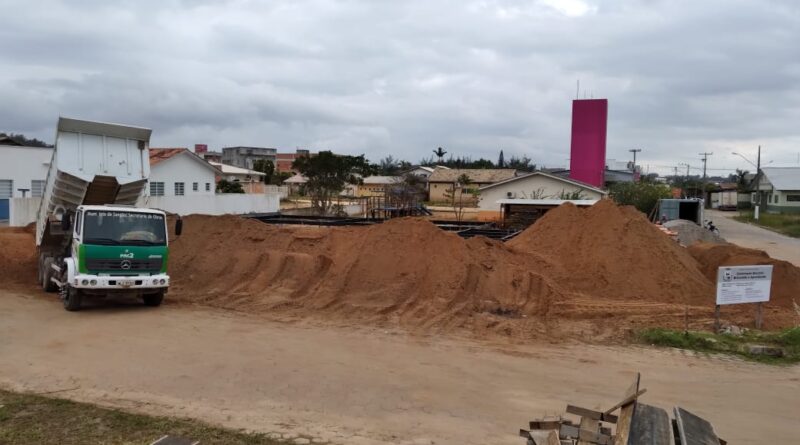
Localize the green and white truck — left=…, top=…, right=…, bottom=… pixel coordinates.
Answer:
left=36, top=117, right=182, bottom=311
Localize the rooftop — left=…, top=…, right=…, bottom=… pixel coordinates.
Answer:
left=209, top=161, right=265, bottom=177
left=428, top=168, right=517, bottom=183
left=149, top=148, right=188, bottom=166
left=363, top=176, right=402, bottom=185
left=761, top=167, right=800, bottom=190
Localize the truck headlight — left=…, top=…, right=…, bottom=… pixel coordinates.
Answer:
left=90, top=279, right=97, bottom=285
left=81, top=279, right=89, bottom=285
left=159, top=279, right=166, bottom=285
left=153, top=279, right=159, bottom=285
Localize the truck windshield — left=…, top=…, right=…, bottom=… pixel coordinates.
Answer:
left=83, top=210, right=167, bottom=246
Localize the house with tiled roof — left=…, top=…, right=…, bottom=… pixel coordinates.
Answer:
left=427, top=168, right=518, bottom=202
left=148, top=148, right=220, bottom=197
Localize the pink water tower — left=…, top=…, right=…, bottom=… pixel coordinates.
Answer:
left=569, top=99, right=608, bottom=188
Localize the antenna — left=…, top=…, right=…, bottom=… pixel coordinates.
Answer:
left=576, top=79, right=580, bottom=99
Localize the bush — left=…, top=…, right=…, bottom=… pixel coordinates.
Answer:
left=608, top=182, right=672, bottom=216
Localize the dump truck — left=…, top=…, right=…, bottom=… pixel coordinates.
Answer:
left=36, top=117, right=182, bottom=311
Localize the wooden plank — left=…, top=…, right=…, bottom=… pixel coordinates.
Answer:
left=604, top=388, right=647, bottom=416
left=566, top=405, right=619, bottom=423
left=530, top=419, right=567, bottom=430
left=559, top=424, right=612, bottom=445
left=674, top=407, right=721, bottom=445
left=612, top=373, right=640, bottom=445
left=578, top=416, right=601, bottom=445
left=629, top=403, right=673, bottom=445
left=544, top=430, right=561, bottom=445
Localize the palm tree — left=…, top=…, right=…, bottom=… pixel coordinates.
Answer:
left=433, top=147, right=447, bottom=163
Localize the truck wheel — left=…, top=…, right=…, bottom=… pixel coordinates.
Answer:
left=41, top=258, right=58, bottom=293
left=61, top=285, right=83, bottom=311
left=142, top=291, right=164, bottom=307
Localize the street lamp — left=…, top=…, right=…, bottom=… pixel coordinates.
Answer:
left=732, top=152, right=756, bottom=168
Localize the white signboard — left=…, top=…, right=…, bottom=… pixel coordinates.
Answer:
left=716, top=265, right=773, bottom=305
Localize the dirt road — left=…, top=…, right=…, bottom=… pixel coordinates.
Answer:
left=708, top=209, right=800, bottom=265
left=1, top=291, right=798, bottom=444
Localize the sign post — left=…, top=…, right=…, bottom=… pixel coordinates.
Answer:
left=716, top=265, right=773, bottom=330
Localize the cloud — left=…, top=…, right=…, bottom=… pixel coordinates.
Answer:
left=1, top=0, right=799, bottom=174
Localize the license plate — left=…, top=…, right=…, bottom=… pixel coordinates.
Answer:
left=118, top=280, right=135, bottom=287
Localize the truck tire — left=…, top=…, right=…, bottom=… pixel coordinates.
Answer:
left=142, top=291, right=164, bottom=307
left=41, top=257, right=58, bottom=293
left=62, top=285, right=83, bottom=311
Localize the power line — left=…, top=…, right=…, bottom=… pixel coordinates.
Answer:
left=699, top=152, right=713, bottom=180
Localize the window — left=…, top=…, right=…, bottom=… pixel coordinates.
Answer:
left=75, top=211, right=82, bottom=235
left=205, top=182, right=210, bottom=191
left=31, top=180, right=46, bottom=197
left=0, top=179, right=12, bottom=198
left=774, top=194, right=779, bottom=203
left=175, top=182, right=185, bottom=196
left=150, top=181, right=164, bottom=197
left=193, top=182, right=198, bottom=192
left=787, top=194, right=800, bottom=202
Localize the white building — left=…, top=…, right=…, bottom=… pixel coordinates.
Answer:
left=476, top=171, right=607, bottom=220
left=0, top=144, right=53, bottom=220
left=148, top=148, right=219, bottom=197
left=209, top=161, right=266, bottom=194
left=757, top=167, right=800, bottom=214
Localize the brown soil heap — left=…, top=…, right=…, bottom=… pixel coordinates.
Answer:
left=688, top=242, right=800, bottom=309
left=0, top=226, right=37, bottom=289
left=508, top=200, right=715, bottom=306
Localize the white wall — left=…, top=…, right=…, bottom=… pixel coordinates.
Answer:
left=9, top=197, right=42, bottom=226
left=149, top=153, right=216, bottom=197
left=0, top=146, right=53, bottom=198
left=478, top=174, right=606, bottom=210
left=141, top=193, right=280, bottom=216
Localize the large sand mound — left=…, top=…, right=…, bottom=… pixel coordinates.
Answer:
left=508, top=200, right=715, bottom=306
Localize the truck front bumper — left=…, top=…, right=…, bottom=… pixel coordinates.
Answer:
left=71, top=273, right=170, bottom=290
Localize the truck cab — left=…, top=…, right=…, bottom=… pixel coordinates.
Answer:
left=41, top=205, right=179, bottom=310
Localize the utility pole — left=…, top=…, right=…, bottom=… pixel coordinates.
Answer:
left=629, top=149, right=642, bottom=182
left=755, top=145, right=761, bottom=221
left=699, top=152, right=712, bottom=180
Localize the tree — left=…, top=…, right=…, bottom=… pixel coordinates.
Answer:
left=497, top=150, right=505, bottom=168
left=0, top=132, right=53, bottom=147
left=216, top=179, right=245, bottom=193
left=734, top=168, right=750, bottom=191
left=252, top=159, right=275, bottom=184
left=608, top=182, right=671, bottom=217
left=376, top=155, right=400, bottom=175
left=443, top=173, right=477, bottom=222
left=433, top=147, right=447, bottom=162
left=506, top=155, right=536, bottom=172
left=292, top=151, right=372, bottom=214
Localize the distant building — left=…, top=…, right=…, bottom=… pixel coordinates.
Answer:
left=209, top=162, right=266, bottom=194
left=200, top=151, right=223, bottom=163
left=476, top=171, right=606, bottom=220
left=427, top=168, right=518, bottom=202
left=276, top=149, right=311, bottom=173
left=569, top=98, right=608, bottom=188
left=0, top=144, right=53, bottom=220
left=222, top=146, right=277, bottom=170
left=356, top=176, right=402, bottom=197
left=756, top=167, right=800, bottom=214
left=148, top=148, right=220, bottom=197
left=403, top=165, right=450, bottom=180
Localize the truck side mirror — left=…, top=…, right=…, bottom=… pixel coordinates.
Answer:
left=175, top=217, right=183, bottom=236
left=61, top=213, right=71, bottom=231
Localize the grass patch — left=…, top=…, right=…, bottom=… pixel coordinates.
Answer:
left=0, top=390, right=297, bottom=445
left=734, top=210, right=800, bottom=238
left=637, top=327, right=800, bottom=365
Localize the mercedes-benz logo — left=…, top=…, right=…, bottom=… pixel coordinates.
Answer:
left=120, top=260, right=132, bottom=270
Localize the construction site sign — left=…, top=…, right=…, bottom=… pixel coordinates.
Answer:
left=716, top=265, right=773, bottom=305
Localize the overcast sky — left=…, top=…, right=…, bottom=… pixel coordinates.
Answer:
left=2, top=0, right=799, bottom=175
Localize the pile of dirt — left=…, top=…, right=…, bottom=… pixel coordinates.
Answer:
left=167, top=200, right=747, bottom=338
left=688, top=242, right=800, bottom=309
left=663, top=219, right=726, bottom=246
left=507, top=200, right=716, bottom=306
left=0, top=226, right=37, bottom=289
left=168, top=216, right=568, bottom=334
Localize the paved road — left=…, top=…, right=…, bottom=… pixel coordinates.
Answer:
left=707, top=209, right=800, bottom=266
left=1, top=291, right=799, bottom=445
